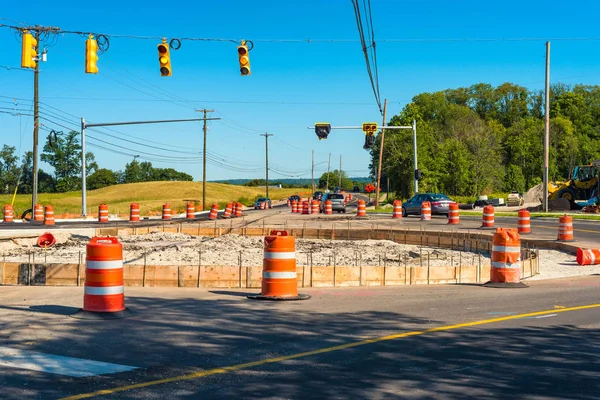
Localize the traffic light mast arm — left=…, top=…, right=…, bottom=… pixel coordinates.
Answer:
left=308, top=125, right=412, bottom=130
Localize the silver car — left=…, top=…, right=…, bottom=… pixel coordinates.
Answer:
left=402, top=193, right=453, bottom=217
left=320, top=193, right=346, bottom=213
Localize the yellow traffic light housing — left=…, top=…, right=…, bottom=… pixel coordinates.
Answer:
left=362, top=122, right=378, bottom=135
left=21, top=32, right=37, bottom=69
left=158, top=40, right=172, bottom=77
left=85, top=35, right=99, bottom=74
left=237, top=41, right=250, bottom=76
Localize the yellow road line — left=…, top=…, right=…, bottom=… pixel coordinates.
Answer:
left=61, top=303, right=600, bottom=400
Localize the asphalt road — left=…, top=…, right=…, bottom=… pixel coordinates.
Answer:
left=1, top=277, right=599, bottom=399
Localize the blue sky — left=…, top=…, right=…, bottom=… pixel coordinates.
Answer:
left=2, top=0, right=600, bottom=181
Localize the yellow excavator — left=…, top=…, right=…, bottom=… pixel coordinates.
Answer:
left=548, top=160, right=600, bottom=209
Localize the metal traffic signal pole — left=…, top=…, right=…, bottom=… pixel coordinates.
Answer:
left=80, top=116, right=219, bottom=216
left=260, top=133, right=273, bottom=199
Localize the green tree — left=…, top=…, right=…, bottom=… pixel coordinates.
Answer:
left=318, top=170, right=352, bottom=190
left=504, top=165, right=526, bottom=193
left=87, top=168, right=118, bottom=190
left=41, top=130, right=97, bottom=192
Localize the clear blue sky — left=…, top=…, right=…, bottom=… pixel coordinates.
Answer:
left=2, top=0, right=600, bottom=182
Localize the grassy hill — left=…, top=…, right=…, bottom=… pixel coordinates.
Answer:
left=0, top=182, right=310, bottom=217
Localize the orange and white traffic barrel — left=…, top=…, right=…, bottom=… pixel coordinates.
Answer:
left=324, top=200, right=333, bottom=215
left=186, top=202, right=195, bottom=219
left=162, top=203, right=171, bottom=220
left=302, top=201, right=310, bottom=214
left=356, top=200, right=366, bottom=217
left=517, top=209, right=531, bottom=234
left=208, top=203, right=219, bottom=220
left=577, top=248, right=600, bottom=265
left=235, top=202, right=243, bottom=217
left=291, top=200, right=298, bottom=213
left=44, top=205, right=55, bottom=225
left=311, top=200, right=319, bottom=214
left=129, top=203, right=140, bottom=222
left=287, top=199, right=291, bottom=207
left=3, top=204, right=14, bottom=223
left=485, top=228, right=527, bottom=288
left=348, top=193, right=353, bottom=200
left=260, top=202, right=266, bottom=210
left=481, top=205, right=495, bottom=229
left=98, top=204, right=109, bottom=223
left=557, top=214, right=574, bottom=241
left=392, top=200, right=402, bottom=219
left=33, top=203, right=44, bottom=222
left=448, top=202, right=459, bottom=225
left=73, top=236, right=131, bottom=319
left=420, top=201, right=431, bottom=221
left=222, top=203, right=233, bottom=219
left=248, top=230, right=310, bottom=301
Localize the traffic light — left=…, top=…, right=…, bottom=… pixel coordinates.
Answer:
left=21, top=32, right=37, bottom=69
left=158, top=40, right=172, bottom=77
left=415, top=169, right=423, bottom=181
left=314, top=123, right=331, bottom=140
left=237, top=41, right=250, bottom=76
left=85, top=35, right=99, bottom=74
left=362, top=122, right=378, bottom=135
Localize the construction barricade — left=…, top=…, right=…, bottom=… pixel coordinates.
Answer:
left=73, top=236, right=131, bottom=319
left=235, top=202, right=243, bottom=217
left=98, top=204, right=109, bottom=223
left=3, top=205, right=13, bottom=223
left=392, top=200, right=402, bottom=219
left=44, top=206, right=55, bottom=226
left=311, top=200, right=319, bottom=214
left=481, top=205, right=495, bottom=229
left=302, top=201, right=310, bottom=215
left=577, top=248, right=600, bottom=265
left=517, top=209, right=531, bottom=234
left=484, top=228, right=527, bottom=288
left=557, top=214, right=574, bottom=241
left=208, top=203, right=219, bottom=220
left=162, top=203, right=171, bottom=220
left=291, top=200, right=298, bottom=213
left=222, top=203, right=232, bottom=219
left=448, top=202, right=459, bottom=225
left=356, top=200, right=366, bottom=217
left=287, top=199, right=291, bottom=207
left=248, top=230, right=310, bottom=301
left=33, top=203, right=44, bottom=222
left=324, top=200, right=333, bottom=215
left=186, top=202, right=195, bottom=219
left=420, top=201, right=431, bottom=221
left=130, top=203, right=140, bottom=222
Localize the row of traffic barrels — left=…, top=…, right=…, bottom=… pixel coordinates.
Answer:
left=2, top=204, right=55, bottom=225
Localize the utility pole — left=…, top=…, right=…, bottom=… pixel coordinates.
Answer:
left=32, top=29, right=40, bottom=213
left=543, top=42, right=550, bottom=213
left=261, top=133, right=273, bottom=198
left=326, top=152, right=331, bottom=192
left=196, top=109, right=214, bottom=211
left=339, top=155, right=342, bottom=189
left=311, top=150, right=315, bottom=194
left=81, top=118, right=86, bottom=216
left=375, top=99, right=388, bottom=208
left=24, top=25, right=58, bottom=216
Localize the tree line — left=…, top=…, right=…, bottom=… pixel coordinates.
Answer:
left=0, top=130, right=192, bottom=194
left=370, top=82, right=600, bottom=198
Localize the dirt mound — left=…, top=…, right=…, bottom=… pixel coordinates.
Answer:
left=524, top=184, right=544, bottom=204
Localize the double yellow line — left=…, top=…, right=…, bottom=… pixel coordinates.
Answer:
left=61, top=303, right=600, bottom=399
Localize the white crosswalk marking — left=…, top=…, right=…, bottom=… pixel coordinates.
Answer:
left=0, top=346, right=137, bottom=377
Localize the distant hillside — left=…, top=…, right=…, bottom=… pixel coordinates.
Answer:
left=211, top=177, right=372, bottom=186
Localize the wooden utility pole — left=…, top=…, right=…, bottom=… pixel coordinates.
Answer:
left=196, top=109, right=214, bottom=210
left=375, top=99, right=388, bottom=208
left=311, top=150, right=315, bottom=194
left=339, top=155, right=342, bottom=189
left=32, top=29, right=40, bottom=212
left=261, top=133, right=273, bottom=198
